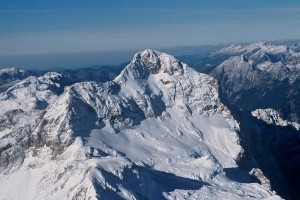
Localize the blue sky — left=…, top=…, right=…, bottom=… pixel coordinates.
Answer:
left=0, top=0, right=300, bottom=67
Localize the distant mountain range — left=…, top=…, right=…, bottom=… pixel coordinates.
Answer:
left=181, top=42, right=300, bottom=123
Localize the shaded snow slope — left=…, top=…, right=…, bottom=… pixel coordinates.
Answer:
left=0, top=50, right=281, bottom=199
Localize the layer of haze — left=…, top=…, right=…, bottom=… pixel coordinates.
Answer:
left=1, top=0, right=300, bottom=68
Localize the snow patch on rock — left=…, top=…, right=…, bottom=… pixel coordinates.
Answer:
left=252, top=109, right=300, bottom=130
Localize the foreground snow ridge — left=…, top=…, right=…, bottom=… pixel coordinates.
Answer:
left=0, top=50, right=281, bottom=199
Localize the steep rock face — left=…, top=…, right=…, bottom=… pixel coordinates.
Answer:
left=233, top=109, right=300, bottom=199
left=0, top=72, right=74, bottom=176
left=0, top=50, right=280, bottom=199
left=0, top=72, right=68, bottom=140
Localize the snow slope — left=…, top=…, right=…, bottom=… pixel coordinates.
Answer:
left=0, top=50, right=281, bottom=199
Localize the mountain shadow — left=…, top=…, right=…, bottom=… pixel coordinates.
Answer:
left=93, top=165, right=210, bottom=200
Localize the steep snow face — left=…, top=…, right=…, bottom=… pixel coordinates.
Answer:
left=0, top=50, right=281, bottom=199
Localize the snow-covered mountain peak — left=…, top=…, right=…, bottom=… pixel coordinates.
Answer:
left=36, top=50, right=240, bottom=150
left=0, top=50, right=282, bottom=199
left=117, top=49, right=184, bottom=82
left=114, top=50, right=237, bottom=126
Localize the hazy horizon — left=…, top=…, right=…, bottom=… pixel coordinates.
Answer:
left=1, top=39, right=300, bottom=69
left=1, top=0, right=300, bottom=68
left=0, top=43, right=229, bottom=69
